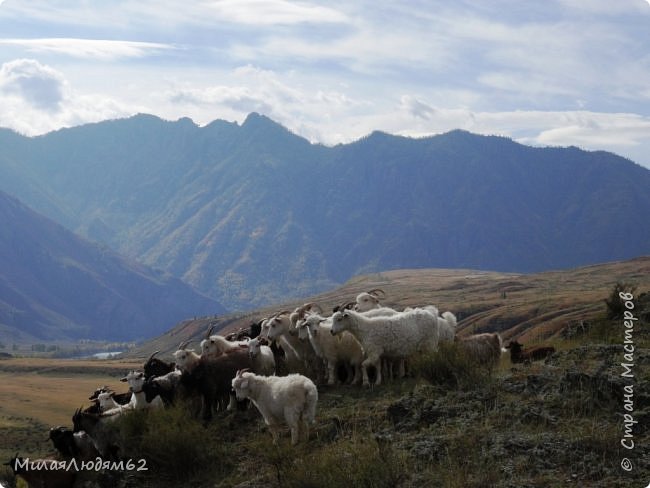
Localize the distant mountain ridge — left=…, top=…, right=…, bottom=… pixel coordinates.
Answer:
left=0, top=189, right=225, bottom=342
left=1, top=113, right=649, bottom=310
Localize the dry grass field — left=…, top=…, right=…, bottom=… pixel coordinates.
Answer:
left=0, top=358, right=142, bottom=463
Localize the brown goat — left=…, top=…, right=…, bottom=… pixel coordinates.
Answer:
left=506, top=340, right=555, bottom=364
left=456, top=333, right=503, bottom=369
left=180, top=347, right=255, bottom=422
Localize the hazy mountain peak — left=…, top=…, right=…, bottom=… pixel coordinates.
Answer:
left=0, top=113, right=648, bottom=313
left=241, top=112, right=298, bottom=137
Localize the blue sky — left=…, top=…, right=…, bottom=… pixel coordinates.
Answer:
left=1, top=0, right=649, bottom=167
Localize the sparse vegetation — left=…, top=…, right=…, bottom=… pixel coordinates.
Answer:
left=605, top=282, right=637, bottom=320
left=410, top=342, right=494, bottom=389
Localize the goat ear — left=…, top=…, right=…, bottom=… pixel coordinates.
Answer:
left=119, top=377, right=127, bottom=382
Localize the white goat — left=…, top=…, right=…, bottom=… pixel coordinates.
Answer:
left=413, top=305, right=457, bottom=343
left=231, top=369, right=318, bottom=445
left=173, top=343, right=202, bottom=372
left=96, top=391, right=122, bottom=413
left=438, top=311, right=458, bottom=343
left=362, top=305, right=405, bottom=379
left=119, top=371, right=164, bottom=410
left=353, top=291, right=406, bottom=379
left=289, top=302, right=323, bottom=330
left=354, top=289, right=386, bottom=312
left=247, top=337, right=276, bottom=376
left=298, top=313, right=363, bottom=385
left=264, top=312, right=307, bottom=365
left=201, top=334, right=249, bottom=358
left=330, top=308, right=440, bottom=386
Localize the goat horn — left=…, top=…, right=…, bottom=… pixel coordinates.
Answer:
left=147, top=350, right=160, bottom=362
left=303, top=302, right=323, bottom=314
left=236, top=368, right=251, bottom=377
left=367, top=288, right=385, bottom=297
left=205, top=323, right=216, bottom=339
left=177, top=340, right=190, bottom=350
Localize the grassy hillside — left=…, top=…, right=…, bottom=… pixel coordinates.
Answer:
left=129, top=256, right=650, bottom=360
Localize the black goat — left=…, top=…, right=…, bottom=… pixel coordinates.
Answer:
left=4, top=453, right=76, bottom=488
left=49, top=427, right=100, bottom=461
left=225, top=319, right=264, bottom=342
left=506, top=340, right=556, bottom=364
left=71, top=408, right=120, bottom=460
left=49, top=426, right=78, bottom=458
left=143, top=351, right=175, bottom=379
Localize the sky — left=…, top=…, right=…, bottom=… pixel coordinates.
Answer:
left=1, top=0, right=649, bottom=168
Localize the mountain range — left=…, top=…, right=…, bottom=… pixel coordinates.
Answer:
left=0, top=189, right=224, bottom=342
left=1, top=113, right=649, bottom=313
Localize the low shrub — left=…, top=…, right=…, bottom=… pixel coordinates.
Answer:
left=109, top=403, right=231, bottom=486
left=251, top=435, right=407, bottom=488
left=409, top=342, right=494, bottom=389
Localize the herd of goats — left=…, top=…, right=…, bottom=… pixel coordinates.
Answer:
left=4, top=289, right=557, bottom=487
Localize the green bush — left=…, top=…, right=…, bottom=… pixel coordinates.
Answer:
left=109, top=403, right=231, bottom=486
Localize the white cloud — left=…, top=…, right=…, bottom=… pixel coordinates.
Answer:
left=0, top=38, right=174, bottom=60
left=399, top=95, right=436, bottom=120
left=531, top=113, right=650, bottom=148
left=556, top=0, right=649, bottom=15
left=202, top=0, right=348, bottom=25
left=0, top=59, right=67, bottom=111
left=0, top=59, right=135, bottom=134
left=389, top=105, right=650, bottom=165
